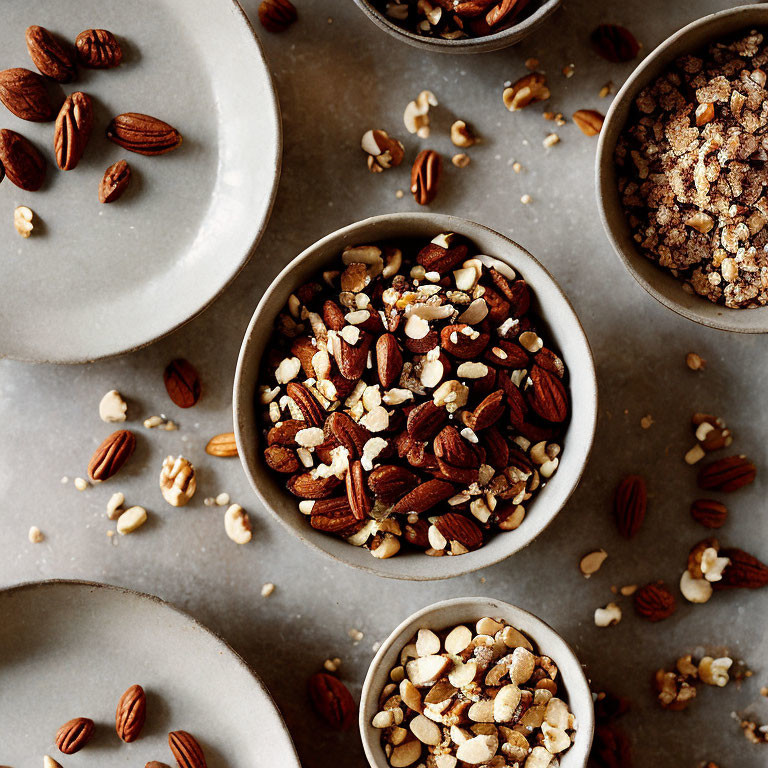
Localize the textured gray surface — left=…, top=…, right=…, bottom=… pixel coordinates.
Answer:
left=1, top=1, right=767, bottom=767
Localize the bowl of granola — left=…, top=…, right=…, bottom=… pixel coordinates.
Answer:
left=597, top=5, right=768, bottom=332
left=359, top=596, right=594, bottom=768
left=352, top=0, right=562, bottom=54
left=233, top=213, right=597, bottom=580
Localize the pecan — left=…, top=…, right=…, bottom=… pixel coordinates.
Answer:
left=376, top=333, right=403, bottom=389
left=286, top=381, right=326, bottom=426
left=0, top=68, right=54, bottom=122
left=76, top=29, right=123, bottom=68
left=55, top=717, right=94, bottom=754
left=335, top=332, right=372, bottom=380
left=362, top=129, right=405, bottom=172
left=590, top=24, right=639, bottom=63
left=417, top=242, right=468, bottom=275
left=484, top=340, right=528, bottom=368
left=99, top=159, right=132, bottom=203
left=287, top=472, right=342, bottom=499
left=407, top=400, right=449, bottom=441
left=466, top=390, right=505, bottom=431
left=326, top=411, right=369, bottom=458
left=410, top=149, right=441, bottom=205
left=323, top=299, right=346, bottom=331
left=434, top=426, right=480, bottom=484
left=116, top=684, right=146, bottom=743
left=205, top=432, right=238, bottom=457
left=499, top=377, right=527, bottom=427
left=535, top=347, right=565, bottom=378
left=88, top=429, right=136, bottom=482
left=633, top=582, right=676, bottom=622
left=267, top=419, right=305, bottom=446
left=390, top=479, right=456, bottom=516
left=527, top=365, right=568, bottom=423
left=54, top=92, right=93, bottom=170
left=346, top=460, right=372, bottom=520
left=168, top=730, right=207, bottom=768
left=486, top=0, right=522, bottom=27
left=264, top=444, right=300, bottom=473
left=687, top=537, right=719, bottom=579
left=440, top=324, right=490, bottom=359
left=308, top=672, right=357, bottom=730
left=258, top=0, right=298, bottom=33
left=697, top=455, right=756, bottom=492
left=106, top=113, right=182, bottom=156
left=612, top=475, right=646, bottom=538
left=25, top=26, right=77, bottom=82
left=0, top=129, right=46, bottom=191
left=435, top=512, right=483, bottom=550
left=572, top=109, right=604, bottom=137
left=689, top=499, right=727, bottom=529
left=310, top=497, right=363, bottom=535
left=404, top=518, right=430, bottom=548
left=713, top=548, right=768, bottom=590
left=164, top=358, right=201, bottom=408
left=368, top=464, right=420, bottom=504
left=454, top=0, right=494, bottom=17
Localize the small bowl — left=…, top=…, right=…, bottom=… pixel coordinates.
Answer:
left=233, top=213, right=597, bottom=581
left=359, top=596, right=594, bottom=768
left=596, top=4, right=768, bottom=333
left=352, top=0, right=562, bottom=54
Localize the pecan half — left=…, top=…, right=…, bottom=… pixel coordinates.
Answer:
left=258, top=0, right=298, bottom=33
left=572, top=109, right=604, bottom=137
left=76, top=29, right=123, bottom=68
left=411, top=149, right=441, bottom=205
left=689, top=499, right=727, bottom=529
left=168, top=730, right=207, bottom=768
left=390, top=479, right=456, bottom=516
left=287, top=472, right=342, bottom=499
left=0, top=129, right=46, bottom=191
left=54, top=92, right=93, bottom=170
left=116, top=684, right=146, bottom=743
left=435, top=512, right=483, bottom=550
left=376, top=333, right=403, bottom=389
left=88, top=429, right=136, bottom=482
left=264, top=444, right=300, bottom=473
left=613, top=474, right=646, bottom=538
left=713, top=548, right=768, bottom=590
left=368, top=465, right=420, bottom=505
left=697, top=455, right=756, bottom=492
left=346, top=460, right=372, bottom=520
left=26, top=26, right=77, bottom=82
left=164, top=358, right=201, bottom=408
left=407, top=401, right=449, bottom=441
left=55, top=717, right=94, bottom=754
left=99, top=159, right=132, bottom=203
left=106, top=113, right=182, bottom=156
left=590, top=24, right=639, bottom=63
left=308, top=672, right=357, bottom=730
left=633, top=581, right=676, bottom=622
left=310, top=497, right=363, bottom=535
left=0, top=67, right=54, bottom=122
left=287, top=382, right=326, bottom=426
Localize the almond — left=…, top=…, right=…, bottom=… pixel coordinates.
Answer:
left=689, top=499, right=727, bottom=529
left=633, top=582, right=676, bottom=622
left=407, top=401, right=448, bottom=441
left=287, top=472, right=342, bottom=499
left=467, top=389, right=505, bottom=430
left=88, top=429, right=136, bottom=482
left=164, top=358, right=201, bottom=408
left=376, top=333, right=403, bottom=389
left=26, top=26, right=77, bottom=82
left=417, top=242, right=468, bottom=275
left=435, top=512, right=483, bottom=550
left=168, top=730, right=207, bottom=768
left=106, top=113, right=182, bottom=156
left=55, top=717, right=94, bottom=754
left=0, top=129, right=46, bottom=191
left=697, top=455, right=756, bottom=492
left=368, top=464, right=420, bottom=504
left=527, top=365, right=568, bottom=423
left=308, top=672, right=357, bottom=730
left=434, top=425, right=480, bottom=484
left=613, top=475, right=646, bottom=538
left=323, top=299, right=346, bottom=331
left=390, top=479, right=456, bottom=516
left=205, top=432, right=238, bottom=457
left=336, top=332, right=372, bottom=380
left=484, top=340, right=528, bottom=368
left=116, top=684, right=146, bottom=743
left=76, top=29, right=123, bottom=68
left=713, top=548, right=768, bottom=590
left=0, top=67, right=54, bottom=122
left=54, top=92, right=93, bottom=170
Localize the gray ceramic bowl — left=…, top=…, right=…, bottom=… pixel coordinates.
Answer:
left=233, top=213, right=598, bottom=581
left=596, top=4, right=768, bottom=333
left=352, top=0, right=561, bottom=54
left=359, top=596, right=594, bottom=768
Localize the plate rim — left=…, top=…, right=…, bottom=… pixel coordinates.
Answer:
left=0, top=0, right=283, bottom=365
left=0, top=577, right=302, bottom=766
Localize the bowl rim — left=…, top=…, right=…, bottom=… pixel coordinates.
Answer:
left=233, top=212, right=598, bottom=581
left=351, top=0, right=562, bottom=53
left=596, top=3, right=768, bottom=334
left=358, top=596, right=595, bottom=768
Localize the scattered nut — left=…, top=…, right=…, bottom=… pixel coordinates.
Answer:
left=686, top=352, right=706, bottom=371
left=452, top=152, right=470, bottom=168
left=28, top=525, right=44, bottom=543
left=106, top=491, right=125, bottom=520
left=579, top=549, right=607, bottom=577
left=450, top=120, right=476, bottom=148
left=404, top=90, right=437, bottom=138
left=594, top=602, right=622, bottom=627
left=13, top=205, right=34, bottom=237
left=99, top=389, right=127, bottom=422
left=159, top=455, right=197, bottom=507
left=224, top=503, right=253, bottom=544
left=116, top=506, right=147, bottom=535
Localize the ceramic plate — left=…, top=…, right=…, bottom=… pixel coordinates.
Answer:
left=0, top=580, right=301, bottom=766
left=0, top=0, right=281, bottom=362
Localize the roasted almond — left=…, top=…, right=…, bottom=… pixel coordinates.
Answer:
left=467, top=389, right=505, bottom=430
left=206, top=432, right=238, bottom=457
left=264, top=444, right=300, bottom=474
left=26, top=26, right=77, bottom=82
left=434, top=425, right=480, bottom=484
left=116, top=684, right=146, bottom=743
left=308, top=672, right=357, bottom=730
left=613, top=474, right=646, bottom=538
left=411, top=149, right=441, bottom=205
left=0, top=67, right=54, bottom=122
left=697, top=455, right=756, bottom=492
left=88, top=429, right=136, bottom=482
left=390, top=479, right=456, bottom=516
left=54, top=92, right=93, bottom=170
left=633, top=581, right=676, bottom=622
left=527, top=365, right=568, bottom=423
left=407, top=400, right=449, bottom=441
left=168, top=730, right=207, bottom=768
left=0, top=129, right=46, bottom=191
left=99, top=159, right=131, bottom=203
left=55, top=717, right=94, bottom=754
left=417, top=242, right=468, bottom=275
left=376, top=333, right=403, bottom=389
left=106, top=113, right=182, bottom=156
left=164, top=358, right=201, bottom=408
left=367, top=464, right=420, bottom=505
left=76, top=29, right=123, bottom=68
left=434, top=512, right=483, bottom=550
left=259, top=0, right=298, bottom=32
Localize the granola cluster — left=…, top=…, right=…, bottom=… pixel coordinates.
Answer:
left=616, top=30, right=768, bottom=308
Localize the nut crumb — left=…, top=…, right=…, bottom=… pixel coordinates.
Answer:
left=599, top=81, right=613, bottom=98
left=348, top=628, right=364, bottom=644
left=99, top=389, right=127, bottom=423
left=143, top=415, right=178, bottom=430
left=28, top=526, right=44, bottom=543
left=395, top=189, right=405, bottom=199
left=521, top=193, right=532, bottom=204
left=324, top=657, right=341, bottom=672
left=74, top=477, right=89, bottom=492
left=543, top=133, right=560, bottom=148
left=686, top=352, right=706, bottom=371
left=215, top=492, right=230, bottom=506
left=594, top=602, right=622, bottom=627
left=562, top=63, right=575, bottom=78
left=452, top=152, right=470, bottom=168
left=525, top=57, right=539, bottom=70
left=512, top=162, right=522, bottom=173
left=261, top=582, right=275, bottom=598
left=620, top=584, right=638, bottom=596
left=640, top=414, right=654, bottom=429
left=579, top=549, right=608, bottom=577
left=14, top=206, right=34, bottom=238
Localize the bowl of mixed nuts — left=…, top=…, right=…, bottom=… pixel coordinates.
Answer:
left=234, top=213, right=597, bottom=580
left=352, top=0, right=562, bottom=54
left=359, top=596, right=594, bottom=768
left=597, top=4, right=768, bottom=333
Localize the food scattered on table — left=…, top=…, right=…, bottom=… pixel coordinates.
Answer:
left=87, top=429, right=136, bottom=482
left=75, top=29, right=123, bottom=68
left=224, top=503, right=253, bottom=544
left=594, top=601, right=622, bottom=627
left=362, top=129, right=405, bottom=173
left=99, top=389, right=128, bottom=423
left=159, top=455, right=197, bottom=507
left=205, top=432, right=239, bottom=457
left=55, top=717, right=94, bottom=754
left=371, top=616, right=576, bottom=765
left=164, top=359, right=202, bottom=408
left=13, top=205, right=34, bottom=237
left=633, top=581, right=677, bottom=622
left=258, top=0, right=298, bottom=34
left=655, top=653, right=734, bottom=710
left=612, top=474, right=646, bottom=538
left=308, top=671, right=357, bottom=730
left=257, top=234, right=569, bottom=559
left=28, top=525, right=44, bottom=543
left=591, top=23, right=640, bottom=63
left=616, top=30, right=768, bottom=308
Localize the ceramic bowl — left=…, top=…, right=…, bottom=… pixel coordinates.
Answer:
left=359, top=596, right=594, bottom=768
left=233, top=213, right=597, bottom=581
left=351, top=0, right=561, bottom=54
left=596, top=4, right=768, bottom=333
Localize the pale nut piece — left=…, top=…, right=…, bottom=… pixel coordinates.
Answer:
left=106, top=491, right=125, bottom=520
left=116, top=505, right=147, bottom=535
left=508, top=647, right=536, bottom=685
left=594, top=602, right=622, bottom=627
left=541, top=722, right=570, bottom=754
left=468, top=698, right=495, bottom=723
left=525, top=746, right=553, bottom=768
left=501, top=625, right=532, bottom=650
left=224, top=504, right=252, bottom=544
left=698, top=656, right=732, bottom=687
left=44, top=757, right=63, bottom=768
left=372, top=710, right=397, bottom=728
left=13, top=205, right=34, bottom=238
left=99, top=389, right=127, bottom=422
left=544, top=697, right=570, bottom=729
left=444, top=624, right=473, bottom=655
left=389, top=737, right=423, bottom=767
left=448, top=658, right=477, bottom=688
left=579, top=549, right=608, bottom=577
left=450, top=120, right=476, bottom=148
left=476, top=617, right=504, bottom=635
left=399, top=678, right=423, bottom=713
left=406, top=655, right=452, bottom=687
left=409, top=713, right=441, bottom=745
left=455, top=734, right=499, bottom=764
left=416, top=628, right=441, bottom=657
left=159, top=455, right=197, bottom=507
left=493, top=684, right=521, bottom=722
left=680, top=570, right=713, bottom=603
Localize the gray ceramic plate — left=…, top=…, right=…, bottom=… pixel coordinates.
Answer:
left=0, top=0, right=281, bottom=362
left=0, top=580, right=301, bottom=766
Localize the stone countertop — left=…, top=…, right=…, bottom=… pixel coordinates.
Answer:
left=1, top=1, right=766, bottom=766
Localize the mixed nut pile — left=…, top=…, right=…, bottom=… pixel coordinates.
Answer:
left=371, top=617, right=576, bottom=767
left=616, top=29, right=768, bottom=308
left=257, top=234, right=570, bottom=559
